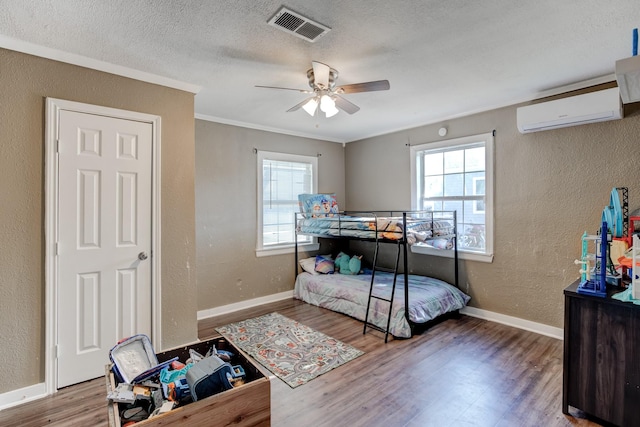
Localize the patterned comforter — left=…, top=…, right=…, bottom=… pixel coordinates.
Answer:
left=296, top=215, right=454, bottom=245
left=294, top=271, right=470, bottom=338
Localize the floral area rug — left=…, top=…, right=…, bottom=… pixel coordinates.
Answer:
left=215, top=312, right=364, bottom=388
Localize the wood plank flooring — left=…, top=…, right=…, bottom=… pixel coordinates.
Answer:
left=0, top=299, right=602, bottom=427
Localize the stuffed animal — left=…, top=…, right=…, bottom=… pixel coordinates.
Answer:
left=335, top=252, right=362, bottom=275
left=334, top=252, right=348, bottom=272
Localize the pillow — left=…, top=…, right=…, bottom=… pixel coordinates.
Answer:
left=298, top=194, right=339, bottom=218
left=299, top=257, right=319, bottom=275
left=314, top=255, right=335, bottom=274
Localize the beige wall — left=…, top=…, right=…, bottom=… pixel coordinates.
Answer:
left=194, top=88, right=640, bottom=330
left=195, top=120, right=345, bottom=310
left=345, top=91, right=640, bottom=329
left=0, top=48, right=198, bottom=394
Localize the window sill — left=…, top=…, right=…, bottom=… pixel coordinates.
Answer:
left=411, top=244, right=493, bottom=263
left=256, top=242, right=320, bottom=258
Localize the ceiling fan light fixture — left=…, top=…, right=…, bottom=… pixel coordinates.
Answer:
left=320, top=95, right=339, bottom=118
left=302, top=97, right=318, bottom=116
left=257, top=60, right=389, bottom=117
left=324, top=104, right=339, bottom=117
left=320, top=94, right=334, bottom=110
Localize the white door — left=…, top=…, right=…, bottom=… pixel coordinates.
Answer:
left=56, top=110, right=153, bottom=388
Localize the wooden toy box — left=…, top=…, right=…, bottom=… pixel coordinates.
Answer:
left=106, top=336, right=271, bottom=426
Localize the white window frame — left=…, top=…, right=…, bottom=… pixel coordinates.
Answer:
left=410, top=132, right=494, bottom=263
left=256, top=150, right=319, bottom=257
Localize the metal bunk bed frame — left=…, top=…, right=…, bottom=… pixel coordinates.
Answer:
left=294, top=210, right=459, bottom=342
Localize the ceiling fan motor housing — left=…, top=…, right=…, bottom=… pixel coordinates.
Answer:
left=307, top=68, right=338, bottom=90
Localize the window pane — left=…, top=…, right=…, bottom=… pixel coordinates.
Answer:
left=443, top=200, right=462, bottom=214
left=423, top=152, right=443, bottom=175
left=463, top=200, right=486, bottom=222
left=424, top=175, right=443, bottom=198
left=263, top=208, right=278, bottom=226
left=263, top=224, right=278, bottom=245
left=465, top=147, right=485, bottom=172
left=444, top=173, right=464, bottom=197
left=465, top=172, right=485, bottom=196
left=422, top=200, right=443, bottom=211
left=460, top=223, right=485, bottom=252
left=444, top=150, right=464, bottom=174
left=274, top=170, right=291, bottom=200
left=277, top=223, right=294, bottom=243
left=261, top=156, right=314, bottom=247
left=297, top=234, right=312, bottom=244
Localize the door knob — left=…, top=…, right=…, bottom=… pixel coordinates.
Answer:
left=138, top=251, right=148, bottom=261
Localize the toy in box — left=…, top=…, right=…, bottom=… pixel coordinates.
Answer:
left=109, top=334, right=178, bottom=384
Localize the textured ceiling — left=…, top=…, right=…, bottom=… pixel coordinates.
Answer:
left=0, top=1, right=637, bottom=142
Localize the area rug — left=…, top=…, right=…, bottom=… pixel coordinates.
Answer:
left=215, top=312, right=364, bottom=388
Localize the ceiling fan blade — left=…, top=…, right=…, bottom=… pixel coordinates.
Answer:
left=255, top=85, right=313, bottom=93
left=336, top=80, right=390, bottom=94
left=287, top=96, right=316, bottom=113
left=312, top=61, right=331, bottom=88
left=334, top=95, right=360, bottom=114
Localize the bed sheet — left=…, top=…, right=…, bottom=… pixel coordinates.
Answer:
left=294, top=271, right=470, bottom=338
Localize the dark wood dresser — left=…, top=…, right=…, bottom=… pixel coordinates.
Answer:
left=563, top=280, right=640, bottom=426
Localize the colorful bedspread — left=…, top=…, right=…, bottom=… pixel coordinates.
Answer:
left=296, top=215, right=453, bottom=245
left=294, top=271, right=470, bottom=338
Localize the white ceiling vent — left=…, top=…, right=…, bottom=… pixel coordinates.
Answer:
left=268, top=7, right=330, bottom=42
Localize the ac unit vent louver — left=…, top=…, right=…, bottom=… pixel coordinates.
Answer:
left=268, top=7, right=330, bottom=42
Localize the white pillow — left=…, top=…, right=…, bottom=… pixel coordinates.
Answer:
left=299, top=257, right=319, bottom=275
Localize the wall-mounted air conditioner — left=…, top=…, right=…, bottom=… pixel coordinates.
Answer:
left=616, top=55, right=640, bottom=103
left=516, top=87, right=623, bottom=134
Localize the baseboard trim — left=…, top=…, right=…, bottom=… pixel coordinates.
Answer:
left=197, top=292, right=563, bottom=339
left=197, top=290, right=294, bottom=320
left=0, top=382, right=47, bottom=411
left=461, top=306, right=563, bottom=340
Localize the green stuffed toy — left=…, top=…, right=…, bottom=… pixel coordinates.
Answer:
left=335, top=252, right=362, bottom=275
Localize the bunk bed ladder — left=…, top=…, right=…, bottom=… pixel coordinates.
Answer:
left=363, top=239, right=402, bottom=343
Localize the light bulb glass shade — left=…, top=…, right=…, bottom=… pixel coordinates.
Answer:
left=319, top=94, right=335, bottom=112
left=324, top=104, right=339, bottom=117
left=320, top=95, right=339, bottom=117
left=302, top=98, right=318, bottom=116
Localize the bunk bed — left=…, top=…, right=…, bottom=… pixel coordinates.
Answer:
left=293, top=194, right=470, bottom=342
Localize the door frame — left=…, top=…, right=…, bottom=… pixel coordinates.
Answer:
left=44, top=98, right=162, bottom=394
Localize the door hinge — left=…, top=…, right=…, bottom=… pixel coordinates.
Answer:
left=55, top=242, right=59, bottom=256
left=55, top=344, right=60, bottom=358
left=55, top=139, right=60, bottom=153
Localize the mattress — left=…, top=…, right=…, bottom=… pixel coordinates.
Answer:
left=294, top=271, right=470, bottom=338
left=296, top=214, right=454, bottom=245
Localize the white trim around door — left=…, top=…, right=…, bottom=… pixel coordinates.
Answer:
left=44, top=98, right=162, bottom=394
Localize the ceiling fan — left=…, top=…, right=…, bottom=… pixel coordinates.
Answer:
left=256, top=61, right=390, bottom=118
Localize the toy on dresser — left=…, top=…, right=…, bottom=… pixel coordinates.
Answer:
left=575, top=188, right=628, bottom=297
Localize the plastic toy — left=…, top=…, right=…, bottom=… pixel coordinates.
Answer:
left=576, top=222, right=612, bottom=297
left=634, top=235, right=640, bottom=300
left=575, top=231, right=592, bottom=283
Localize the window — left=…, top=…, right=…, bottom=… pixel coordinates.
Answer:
left=410, top=132, right=494, bottom=262
left=256, top=151, right=318, bottom=256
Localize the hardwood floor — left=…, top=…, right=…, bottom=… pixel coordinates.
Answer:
left=0, top=299, right=603, bottom=427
